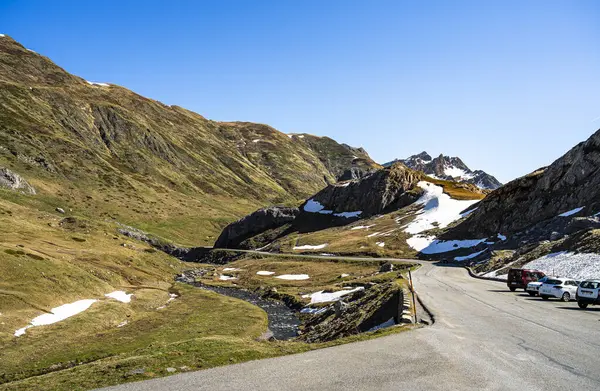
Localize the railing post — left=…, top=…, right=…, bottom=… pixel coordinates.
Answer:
left=408, top=269, right=417, bottom=323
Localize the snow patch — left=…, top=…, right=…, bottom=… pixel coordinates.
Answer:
left=524, top=252, right=600, bottom=280
left=461, top=207, right=478, bottom=218
left=482, top=270, right=508, bottom=280
left=302, top=199, right=361, bottom=218
left=334, top=211, right=362, bottom=218
left=376, top=242, right=385, bottom=248
left=404, top=182, right=479, bottom=234
left=367, top=232, right=381, bottom=238
left=105, top=291, right=133, bottom=303
left=367, top=317, right=396, bottom=332
left=497, top=233, right=507, bottom=241
left=293, top=243, right=328, bottom=250
left=219, top=275, right=237, bottom=281
left=302, top=287, right=364, bottom=304
left=454, top=249, right=486, bottom=261
left=276, top=274, right=310, bottom=280
left=117, top=320, right=128, bottom=328
left=256, top=271, right=275, bottom=276
left=86, top=81, right=110, bottom=87
left=252, top=139, right=261, bottom=143
left=410, top=237, right=486, bottom=254
left=223, top=267, right=241, bottom=272
left=14, top=299, right=97, bottom=337
left=351, top=225, right=375, bottom=230
left=444, top=166, right=468, bottom=178
left=558, top=207, right=584, bottom=217
left=406, top=235, right=435, bottom=251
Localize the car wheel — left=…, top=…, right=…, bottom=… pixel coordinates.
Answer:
left=541, top=295, right=549, bottom=300
left=528, top=292, right=536, bottom=296
left=509, top=287, right=516, bottom=292
left=578, top=301, right=588, bottom=309
left=561, top=292, right=571, bottom=302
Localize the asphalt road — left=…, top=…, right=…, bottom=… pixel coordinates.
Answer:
left=99, top=263, right=600, bottom=391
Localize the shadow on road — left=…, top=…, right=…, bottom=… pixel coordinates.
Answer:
left=556, top=306, right=600, bottom=312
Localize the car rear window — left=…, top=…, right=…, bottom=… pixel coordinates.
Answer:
left=509, top=269, right=520, bottom=277
left=545, top=279, right=563, bottom=285
left=581, top=281, right=600, bottom=289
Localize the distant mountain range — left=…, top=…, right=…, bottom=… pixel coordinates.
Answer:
left=384, top=152, right=502, bottom=190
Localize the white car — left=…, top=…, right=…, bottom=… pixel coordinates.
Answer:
left=539, top=278, right=579, bottom=301
left=525, top=276, right=552, bottom=296
left=576, top=280, right=600, bottom=309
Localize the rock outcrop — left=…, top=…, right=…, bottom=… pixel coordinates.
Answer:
left=300, top=282, right=404, bottom=343
left=445, top=128, right=600, bottom=239
left=304, top=163, right=423, bottom=217
left=0, top=167, right=36, bottom=194
left=214, top=206, right=300, bottom=248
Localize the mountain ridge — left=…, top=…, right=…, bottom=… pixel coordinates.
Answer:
left=384, top=151, right=502, bottom=190
left=0, top=34, right=379, bottom=245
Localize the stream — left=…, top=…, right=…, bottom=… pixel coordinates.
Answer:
left=191, top=282, right=301, bottom=340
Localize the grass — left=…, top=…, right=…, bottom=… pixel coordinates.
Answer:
left=261, top=207, right=422, bottom=258
left=203, top=255, right=412, bottom=302
left=0, top=196, right=416, bottom=391
left=425, top=177, right=487, bottom=200
left=0, top=37, right=414, bottom=391
left=1, top=253, right=415, bottom=391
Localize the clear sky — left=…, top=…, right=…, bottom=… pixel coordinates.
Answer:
left=1, top=0, right=599, bottom=183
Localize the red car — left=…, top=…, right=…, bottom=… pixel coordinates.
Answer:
left=507, top=269, right=545, bottom=291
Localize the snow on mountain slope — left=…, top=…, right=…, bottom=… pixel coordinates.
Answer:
left=404, top=181, right=480, bottom=234
left=384, top=152, right=502, bottom=190
left=524, top=252, right=600, bottom=280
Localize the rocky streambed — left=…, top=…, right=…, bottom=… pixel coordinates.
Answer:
left=176, top=270, right=409, bottom=343
left=193, top=282, right=301, bottom=340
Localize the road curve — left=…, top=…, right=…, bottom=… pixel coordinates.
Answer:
left=98, top=263, right=600, bottom=391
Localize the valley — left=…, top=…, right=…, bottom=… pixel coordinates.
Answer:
left=1, top=31, right=600, bottom=391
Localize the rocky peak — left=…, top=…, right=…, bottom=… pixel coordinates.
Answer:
left=384, top=152, right=502, bottom=190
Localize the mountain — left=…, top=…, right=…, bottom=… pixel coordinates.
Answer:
left=385, top=152, right=502, bottom=190
left=212, top=162, right=486, bottom=253
left=446, top=129, right=600, bottom=239
left=0, top=35, right=378, bottom=245
left=429, top=128, right=600, bottom=280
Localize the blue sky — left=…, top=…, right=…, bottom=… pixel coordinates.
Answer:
left=1, top=0, right=599, bottom=183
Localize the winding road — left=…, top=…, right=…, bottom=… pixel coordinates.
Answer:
left=99, top=263, right=600, bottom=391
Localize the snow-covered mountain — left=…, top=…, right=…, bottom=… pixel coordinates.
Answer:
left=384, top=152, right=502, bottom=190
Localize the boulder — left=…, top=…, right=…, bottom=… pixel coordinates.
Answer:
left=379, top=262, right=394, bottom=272
left=550, top=231, right=562, bottom=241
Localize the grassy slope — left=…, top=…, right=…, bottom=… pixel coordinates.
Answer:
left=0, top=238, right=414, bottom=391
left=0, top=35, right=378, bottom=246
left=204, top=255, right=410, bottom=300
left=259, top=177, right=485, bottom=258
